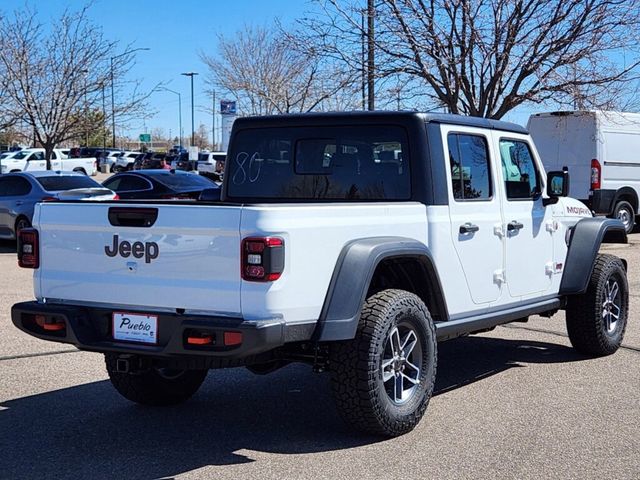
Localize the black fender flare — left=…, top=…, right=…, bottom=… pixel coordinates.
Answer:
left=559, top=217, right=627, bottom=295
left=313, top=237, right=448, bottom=342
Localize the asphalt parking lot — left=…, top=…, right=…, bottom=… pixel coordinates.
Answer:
left=0, top=236, right=638, bottom=479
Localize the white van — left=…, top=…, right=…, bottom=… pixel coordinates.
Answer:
left=528, top=110, right=640, bottom=232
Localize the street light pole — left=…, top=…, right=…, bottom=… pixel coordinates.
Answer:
left=157, top=87, right=182, bottom=149
left=110, top=47, right=150, bottom=148
left=181, top=72, right=198, bottom=147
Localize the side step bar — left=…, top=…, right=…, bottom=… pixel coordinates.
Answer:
left=436, top=298, right=563, bottom=341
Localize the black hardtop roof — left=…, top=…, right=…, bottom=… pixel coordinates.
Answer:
left=232, top=111, right=528, bottom=135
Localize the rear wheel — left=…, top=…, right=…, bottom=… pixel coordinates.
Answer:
left=612, top=200, right=635, bottom=233
left=73, top=167, right=87, bottom=176
left=566, top=254, right=628, bottom=356
left=330, top=289, right=437, bottom=437
left=105, top=354, right=208, bottom=406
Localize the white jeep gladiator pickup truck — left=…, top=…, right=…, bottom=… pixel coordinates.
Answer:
left=12, top=112, right=629, bottom=437
left=0, top=148, right=96, bottom=175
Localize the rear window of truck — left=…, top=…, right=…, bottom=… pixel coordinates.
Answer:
left=227, top=125, right=410, bottom=200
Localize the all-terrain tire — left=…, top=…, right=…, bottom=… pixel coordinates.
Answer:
left=566, top=254, right=628, bottom=356
left=330, top=289, right=437, bottom=437
left=105, top=354, right=208, bottom=406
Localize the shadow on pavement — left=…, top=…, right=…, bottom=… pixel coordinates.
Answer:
left=0, top=335, right=585, bottom=479
left=0, top=239, right=16, bottom=254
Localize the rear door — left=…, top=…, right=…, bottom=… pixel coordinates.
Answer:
left=0, top=176, right=32, bottom=236
left=50, top=151, right=62, bottom=170
left=34, top=202, right=243, bottom=315
left=441, top=125, right=504, bottom=305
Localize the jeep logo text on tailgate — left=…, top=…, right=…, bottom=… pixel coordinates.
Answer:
left=105, top=235, right=159, bottom=263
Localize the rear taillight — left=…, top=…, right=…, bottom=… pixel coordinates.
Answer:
left=591, top=159, right=601, bottom=190
left=113, top=194, right=120, bottom=200
left=241, top=237, right=284, bottom=282
left=18, top=228, right=39, bottom=269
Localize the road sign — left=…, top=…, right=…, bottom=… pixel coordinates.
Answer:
left=139, top=134, right=151, bottom=142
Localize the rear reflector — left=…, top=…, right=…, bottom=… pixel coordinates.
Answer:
left=35, top=314, right=65, bottom=331
left=18, top=228, right=39, bottom=269
left=241, top=237, right=284, bottom=282
left=224, top=331, right=243, bottom=346
left=187, top=335, right=213, bottom=345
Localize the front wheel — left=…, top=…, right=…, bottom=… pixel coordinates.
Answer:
left=330, top=289, right=437, bottom=437
left=105, top=354, right=208, bottom=406
left=566, top=254, right=628, bottom=356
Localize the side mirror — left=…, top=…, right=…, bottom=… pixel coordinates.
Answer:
left=544, top=170, right=570, bottom=205
left=198, top=187, right=221, bottom=202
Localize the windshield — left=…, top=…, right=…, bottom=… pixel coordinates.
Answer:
left=12, top=151, right=29, bottom=159
left=36, top=176, right=101, bottom=191
left=153, top=173, right=217, bottom=190
left=226, top=126, right=410, bottom=201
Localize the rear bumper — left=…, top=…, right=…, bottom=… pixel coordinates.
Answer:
left=11, top=301, right=296, bottom=361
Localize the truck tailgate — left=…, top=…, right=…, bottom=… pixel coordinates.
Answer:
left=33, top=202, right=242, bottom=315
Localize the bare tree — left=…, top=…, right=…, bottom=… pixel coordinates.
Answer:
left=0, top=5, right=153, bottom=167
left=192, top=124, right=210, bottom=150
left=201, top=25, right=360, bottom=116
left=300, top=0, right=640, bottom=118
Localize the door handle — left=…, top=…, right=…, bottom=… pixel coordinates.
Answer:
left=14, top=201, right=23, bottom=206
left=459, top=222, right=480, bottom=234
left=507, top=221, right=524, bottom=232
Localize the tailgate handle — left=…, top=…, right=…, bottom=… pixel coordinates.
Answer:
left=108, top=207, right=158, bottom=227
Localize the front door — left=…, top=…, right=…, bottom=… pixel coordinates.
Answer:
left=493, top=133, right=554, bottom=298
left=442, top=126, right=504, bottom=306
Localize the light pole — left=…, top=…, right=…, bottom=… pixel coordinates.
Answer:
left=111, top=47, right=150, bottom=148
left=157, top=87, right=183, bottom=149
left=181, top=72, right=198, bottom=147
left=80, top=69, right=89, bottom=146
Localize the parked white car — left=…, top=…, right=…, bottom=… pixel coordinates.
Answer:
left=197, top=151, right=225, bottom=179
left=114, top=151, right=142, bottom=171
left=0, top=148, right=96, bottom=175
left=529, top=110, right=640, bottom=233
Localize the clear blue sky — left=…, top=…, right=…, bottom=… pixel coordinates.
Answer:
left=2, top=0, right=540, bottom=144
left=1, top=0, right=313, bottom=144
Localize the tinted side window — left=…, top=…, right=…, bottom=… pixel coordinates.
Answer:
left=448, top=133, right=491, bottom=201
left=4, top=177, right=32, bottom=196
left=0, top=178, right=10, bottom=196
left=499, top=140, right=541, bottom=200
left=104, top=175, right=152, bottom=192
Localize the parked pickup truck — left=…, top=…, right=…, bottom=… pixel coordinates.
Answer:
left=0, top=148, right=96, bottom=176
left=12, top=112, right=629, bottom=437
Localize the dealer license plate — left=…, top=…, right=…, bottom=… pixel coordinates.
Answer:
left=112, top=312, right=158, bottom=344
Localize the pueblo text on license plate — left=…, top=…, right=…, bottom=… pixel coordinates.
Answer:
left=112, top=312, right=158, bottom=344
